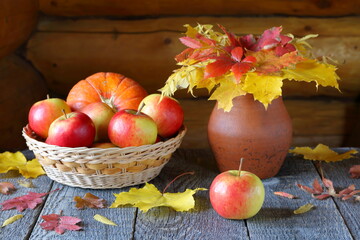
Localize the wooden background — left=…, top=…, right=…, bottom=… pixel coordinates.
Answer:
left=1, top=0, right=360, bottom=151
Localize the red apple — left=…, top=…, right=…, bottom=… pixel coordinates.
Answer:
left=81, top=102, right=116, bottom=142
left=139, top=94, right=184, bottom=138
left=46, top=112, right=96, bottom=147
left=108, top=109, right=157, bottom=147
left=209, top=168, right=265, bottom=219
left=28, top=97, right=71, bottom=139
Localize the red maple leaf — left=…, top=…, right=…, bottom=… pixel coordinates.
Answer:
left=40, top=213, right=82, bottom=234
left=204, top=47, right=256, bottom=81
left=349, top=165, right=360, bottom=178
left=0, top=189, right=59, bottom=212
left=0, top=182, right=16, bottom=195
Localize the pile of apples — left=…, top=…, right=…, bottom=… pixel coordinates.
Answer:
left=27, top=77, right=184, bottom=149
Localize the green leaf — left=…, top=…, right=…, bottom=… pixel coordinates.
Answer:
left=2, top=214, right=23, bottom=227
left=294, top=203, right=315, bottom=214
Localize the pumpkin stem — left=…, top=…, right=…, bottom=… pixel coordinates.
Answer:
left=46, top=94, right=50, bottom=99
left=85, top=79, right=108, bottom=105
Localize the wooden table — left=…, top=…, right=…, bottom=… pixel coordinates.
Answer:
left=0, top=148, right=359, bottom=240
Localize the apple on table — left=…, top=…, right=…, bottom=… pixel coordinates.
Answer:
left=108, top=108, right=157, bottom=148
left=28, top=97, right=71, bottom=139
left=46, top=111, right=96, bottom=148
left=209, top=159, right=265, bottom=220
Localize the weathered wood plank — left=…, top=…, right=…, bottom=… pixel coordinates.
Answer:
left=38, top=0, right=360, bottom=17
left=0, top=152, right=53, bottom=240
left=133, top=149, right=249, bottom=239
left=317, top=149, right=360, bottom=239
left=0, top=0, right=38, bottom=59
left=0, top=54, right=47, bottom=152
left=36, top=16, right=360, bottom=36
left=26, top=17, right=360, bottom=97
left=28, top=181, right=137, bottom=240
left=247, top=153, right=353, bottom=239
left=180, top=98, right=357, bottom=149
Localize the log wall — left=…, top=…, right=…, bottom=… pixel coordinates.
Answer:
left=2, top=0, right=360, bottom=149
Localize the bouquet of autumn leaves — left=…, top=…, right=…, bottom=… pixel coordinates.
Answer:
left=161, top=24, right=340, bottom=111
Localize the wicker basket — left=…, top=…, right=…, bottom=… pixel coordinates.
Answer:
left=22, top=125, right=186, bottom=189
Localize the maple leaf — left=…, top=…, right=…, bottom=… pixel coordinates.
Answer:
left=0, top=182, right=16, bottom=195
left=242, top=72, right=284, bottom=109
left=289, top=144, right=358, bottom=162
left=282, top=59, right=340, bottom=90
left=74, top=193, right=106, bottom=209
left=1, top=189, right=58, bottom=212
left=40, top=213, right=82, bottom=234
left=208, top=75, right=246, bottom=112
left=349, top=165, right=360, bottom=178
left=249, top=50, right=303, bottom=74
left=0, top=151, right=45, bottom=178
left=110, top=182, right=206, bottom=212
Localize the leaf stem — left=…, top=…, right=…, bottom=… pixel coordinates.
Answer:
left=162, top=171, right=195, bottom=194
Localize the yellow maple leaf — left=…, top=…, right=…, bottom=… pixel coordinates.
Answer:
left=282, top=59, right=340, bottom=90
left=0, top=152, right=45, bottom=178
left=208, top=76, right=246, bottom=112
left=289, top=144, right=358, bottom=162
left=110, top=182, right=206, bottom=212
left=242, top=72, right=284, bottom=109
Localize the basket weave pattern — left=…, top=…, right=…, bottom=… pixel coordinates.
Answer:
left=22, top=126, right=186, bottom=189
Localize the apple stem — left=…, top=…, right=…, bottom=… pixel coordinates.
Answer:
left=238, top=158, right=244, bottom=177
left=136, top=102, right=145, bottom=115
left=62, top=109, right=68, bottom=119
left=162, top=171, right=195, bottom=195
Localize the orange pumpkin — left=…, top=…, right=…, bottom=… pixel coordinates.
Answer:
left=67, top=72, right=148, bottom=111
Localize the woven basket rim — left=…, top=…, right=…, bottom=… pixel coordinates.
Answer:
left=22, top=125, right=186, bottom=155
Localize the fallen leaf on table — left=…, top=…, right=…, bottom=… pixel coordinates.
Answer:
left=293, top=203, right=315, bottom=214
left=74, top=193, right=106, bottom=209
left=349, top=165, right=360, bottom=178
left=40, top=213, right=82, bottom=234
left=93, top=214, right=117, bottom=226
left=0, top=151, right=45, bottom=178
left=297, top=178, right=360, bottom=201
left=17, top=179, right=35, bottom=188
left=1, top=214, right=23, bottom=227
left=0, top=189, right=59, bottom=212
left=274, top=191, right=297, bottom=199
left=0, top=182, right=16, bottom=195
left=289, top=144, right=358, bottom=162
left=110, top=182, right=207, bottom=212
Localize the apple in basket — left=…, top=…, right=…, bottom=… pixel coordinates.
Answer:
left=209, top=159, right=265, bottom=220
left=28, top=97, right=71, bottom=139
left=46, top=111, right=96, bottom=147
left=108, top=108, right=157, bottom=148
left=140, top=94, right=184, bottom=138
left=81, top=102, right=116, bottom=142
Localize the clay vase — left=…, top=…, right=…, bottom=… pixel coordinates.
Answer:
left=207, top=94, right=292, bottom=179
